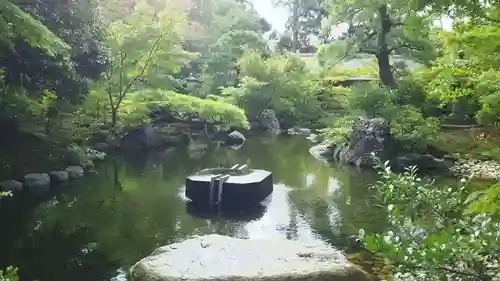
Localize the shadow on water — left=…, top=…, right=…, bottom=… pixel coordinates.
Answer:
left=0, top=135, right=388, bottom=281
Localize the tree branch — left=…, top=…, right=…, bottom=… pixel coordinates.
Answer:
left=436, top=266, right=484, bottom=279
left=117, top=33, right=164, bottom=109
left=479, top=13, right=500, bottom=24
left=118, top=50, right=127, bottom=99
left=471, top=5, right=500, bottom=24
left=388, top=40, right=424, bottom=53
left=105, top=70, right=115, bottom=111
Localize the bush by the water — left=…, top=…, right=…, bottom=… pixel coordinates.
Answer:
left=220, top=51, right=346, bottom=128
left=359, top=160, right=500, bottom=281
left=120, top=89, right=249, bottom=129
left=319, top=83, right=440, bottom=150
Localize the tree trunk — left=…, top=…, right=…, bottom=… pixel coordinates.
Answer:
left=111, top=107, right=118, bottom=134
left=376, top=5, right=397, bottom=88
left=377, top=52, right=396, bottom=88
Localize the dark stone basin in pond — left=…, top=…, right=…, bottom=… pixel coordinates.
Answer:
left=185, top=167, right=273, bottom=207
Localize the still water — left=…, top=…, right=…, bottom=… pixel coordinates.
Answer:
left=0, top=136, right=387, bottom=281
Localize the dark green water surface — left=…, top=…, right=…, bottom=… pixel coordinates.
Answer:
left=0, top=136, right=387, bottom=281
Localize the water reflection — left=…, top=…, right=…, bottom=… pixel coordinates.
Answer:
left=0, top=136, right=385, bottom=281
left=185, top=201, right=267, bottom=221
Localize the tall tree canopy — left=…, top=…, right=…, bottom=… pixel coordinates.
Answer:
left=323, top=0, right=436, bottom=87
left=15, top=0, right=108, bottom=79
left=179, top=0, right=271, bottom=96
left=1, top=0, right=106, bottom=107
left=0, top=0, right=69, bottom=56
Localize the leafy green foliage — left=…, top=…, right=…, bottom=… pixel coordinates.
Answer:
left=420, top=58, right=476, bottom=105
left=0, top=70, right=41, bottom=120
left=324, top=0, right=436, bottom=87
left=343, top=82, right=392, bottom=117
left=386, top=105, right=440, bottom=150
left=1, top=1, right=90, bottom=109
left=180, top=0, right=270, bottom=96
left=199, top=30, right=270, bottom=96
left=465, top=183, right=500, bottom=218
left=452, top=23, right=500, bottom=70
left=17, top=0, right=108, bottom=80
left=414, top=20, right=500, bottom=125
left=317, top=115, right=358, bottom=145
left=0, top=266, right=19, bottom=281
left=359, top=161, right=500, bottom=281
left=97, top=0, right=189, bottom=130
left=120, top=89, right=249, bottom=129
left=221, top=51, right=337, bottom=127
left=329, top=82, right=439, bottom=149
left=273, top=0, right=329, bottom=51
left=422, top=1, right=500, bottom=25
left=0, top=191, right=12, bottom=198
left=0, top=0, right=69, bottom=56
left=474, top=70, right=500, bottom=125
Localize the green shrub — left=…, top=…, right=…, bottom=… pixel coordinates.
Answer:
left=359, top=161, right=500, bottom=281
left=120, top=89, right=249, bottom=129
left=317, top=115, right=358, bottom=145
left=221, top=51, right=333, bottom=127
left=384, top=105, right=440, bottom=150
left=0, top=266, right=19, bottom=281
left=343, top=82, right=392, bottom=117
left=475, top=70, right=500, bottom=125
left=465, top=182, right=500, bottom=218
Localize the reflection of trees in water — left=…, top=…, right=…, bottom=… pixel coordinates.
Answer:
left=238, top=137, right=326, bottom=187
left=10, top=224, right=119, bottom=281
left=22, top=160, right=211, bottom=271
left=286, top=161, right=386, bottom=249
left=2, top=136, right=389, bottom=280
left=328, top=167, right=387, bottom=237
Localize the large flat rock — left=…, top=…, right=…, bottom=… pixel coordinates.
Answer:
left=130, top=234, right=371, bottom=281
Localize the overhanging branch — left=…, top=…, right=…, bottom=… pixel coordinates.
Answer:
left=388, top=39, right=424, bottom=53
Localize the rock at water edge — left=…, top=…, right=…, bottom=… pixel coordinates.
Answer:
left=257, top=109, right=281, bottom=133
left=24, top=173, right=50, bottom=188
left=0, top=180, right=23, bottom=192
left=309, top=142, right=334, bottom=163
left=80, top=159, right=95, bottom=170
left=338, top=117, right=390, bottom=167
left=66, top=166, right=84, bottom=179
left=121, top=124, right=162, bottom=150
left=225, top=130, right=246, bottom=146
left=288, top=127, right=312, bottom=135
left=49, top=171, right=69, bottom=183
left=130, top=234, right=371, bottom=281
